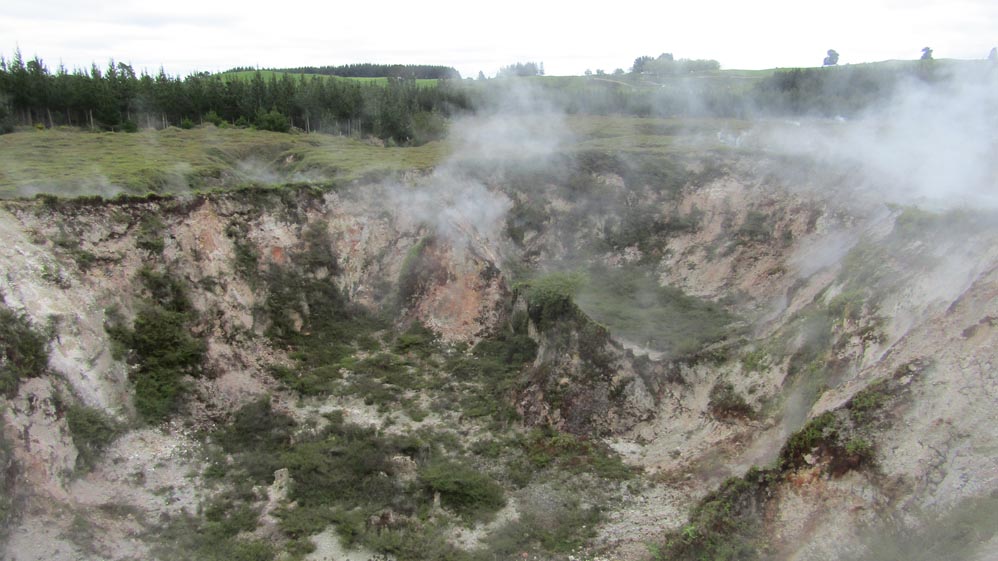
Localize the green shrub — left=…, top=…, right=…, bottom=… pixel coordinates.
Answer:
left=847, top=380, right=889, bottom=421
left=740, top=349, right=768, bottom=373
left=0, top=304, right=50, bottom=397
left=255, top=109, right=290, bottom=133
left=180, top=118, right=194, bottom=130
left=136, top=214, right=166, bottom=254
left=152, top=510, right=274, bottom=561
left=276, top=505, right=337, bottom=539
left=419, top=459, right=505, bottom=519
left=519, top=428, right=634, bottom=481
left=482, top=497, right=601, bottom=557
left=519, top=272, right=585, bottom=331
left=203, top=111, right=225, bottom=127
left=708, top=382, right=755, bottom=420
left=107, top=270, right=205, bottom=423
left=280, top=421, right=423, bottom=511
left=393, top=323, right=438, bottom=358
left=225, top=222, right=260, bottom=282
left=654, top=471, right=774, bottom=561
left=736, top=211, right=772, bottom=242
left=778, top=411, right=837, bottom=471
left=214, top=397, right=294, bottom=484
left=53, top=233, right=98, bottom=271
left=66, top=404, right=123, bottom=472
left=0, top=431, right=15, bottom=530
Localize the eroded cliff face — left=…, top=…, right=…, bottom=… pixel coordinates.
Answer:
left=0, top=184, right=509, bottom=559
left=1, top=150, right=996, bottom=561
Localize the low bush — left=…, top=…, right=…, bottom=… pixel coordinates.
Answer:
left=419, top=459, right=505, bottom=519
left=482, top=497, right=601, bottom=557
left=518, top=272, right=585, bottom=331
left=0, top=303, right=50, bottom=397
left=106, top=269, right=205, bottom=423
left=214, top=397, right=295, bottom=484
left=135, top=214, right=166, bottom=254
left=66, top=404, right=123, bottom=472
left=708, top=382, right=755, bottom=420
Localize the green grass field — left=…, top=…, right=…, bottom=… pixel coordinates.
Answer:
left=0, top=127, right=450, bottom=197
left=0, top=115, right=761, bottom=198
left=219, top=70, right=440, bottom=87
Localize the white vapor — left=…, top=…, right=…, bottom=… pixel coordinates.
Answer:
left=384, top=83, right=572, bottom=259
left=762, top=66, right=998, bottom=209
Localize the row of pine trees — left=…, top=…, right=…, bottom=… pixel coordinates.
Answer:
left=0, top=50, right=471, bottom=144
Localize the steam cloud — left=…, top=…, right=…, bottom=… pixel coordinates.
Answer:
left=762, top=66, right=998, bottom=209
left=384, top=83, right=572, bottom=259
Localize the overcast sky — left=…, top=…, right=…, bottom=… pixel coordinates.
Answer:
left=3, top=0, right=996, bottom=77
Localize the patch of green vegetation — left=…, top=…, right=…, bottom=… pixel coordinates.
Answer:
left=708, top=382, right=755, bottom=420
left=446, top=328, right=537, bottom=427
left=847, top=379, right=889, bottom=422
left=602, top=205, right=703, bottom=253
left=259, top=225, right=386, bottom=396
left=135, top=213, right=166, bottom=253
left=777, top=378, right=895, bottom=474
left=515, top=427, right=635, bottom=482
left=517, top=272, right=586, bottom=332
left=735, top=210, right=772, bottom=243
left=740, top=348, right=768, bottom=373
left=419, top=459, right=506, bottom=519
left=654, top=468, right=777, bottom=561
left=152, top=507, right=275, bottom=561
left=223, top=218, right=261, bottom=285
left=0, top=429, right=15, bottom=534
left=482, top=496, right=602, bottom=557
left=392, top=323, right=439, bottom=359
left=208, top=401, right=468, bottom=559
left=53, top=230, right=98, bottom=270
left=66, top=404, right=123, bottom=472
left=274, top=418, right=504, bottom=556
left=778, top=411, right=840, bottom=471
left=106, top=268, right=205, bottom=423
left=574, top=265, right=739, bottom=356
left=0, top=300, right=50, bottom=397
left=658, top=369, right=907, bottom=560
left=212, top=397, right=295, bottom=484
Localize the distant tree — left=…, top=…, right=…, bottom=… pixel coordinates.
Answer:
left=988, top=47, right=997, bottom=61
left=539, top=62, right=545, bottom=76
left=631, top=56, right=654, bottom=73
left=477, top=70, right=486, bottom=80
left=613, top=68, right=625, bottom=76
left=595, top=69, right=605, bottom=76
left=497, top=62, right=541, bottom=78
left=584, top=69, right=592, bottom=76
left=823, top=49, right=839, bottom=66
left=921, top=47, right=933, bottom=60
left=640, top=54, right=718, bottom=76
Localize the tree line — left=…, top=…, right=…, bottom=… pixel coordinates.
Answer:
left=0, top=50, right=470, bottom=143
left=3, top=48, right=987, bottom=140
